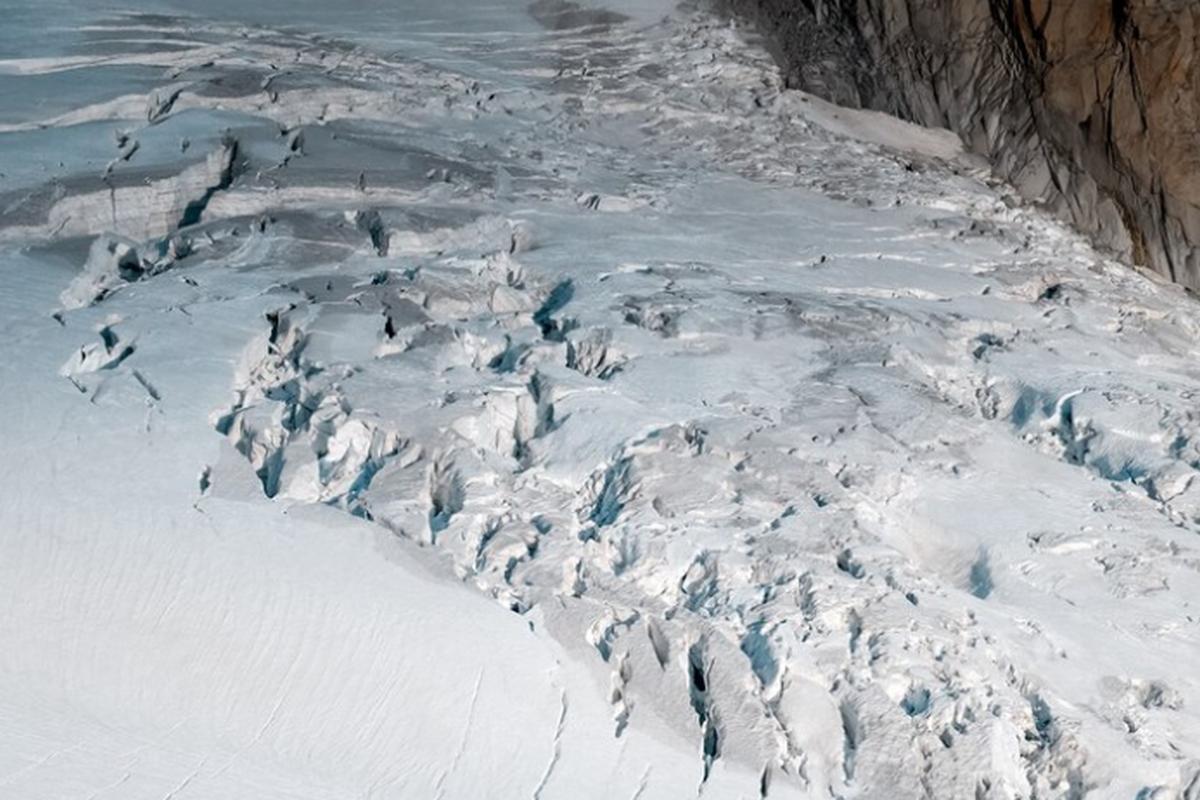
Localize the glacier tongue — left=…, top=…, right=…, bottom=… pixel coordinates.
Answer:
left=2, top=3, right=1200, bottom=799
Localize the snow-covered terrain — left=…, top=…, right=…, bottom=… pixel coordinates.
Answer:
left=3, top=1, right=1200, bottom=797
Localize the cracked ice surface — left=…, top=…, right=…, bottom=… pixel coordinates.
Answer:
left=3, top=1, right=1200, bottom=798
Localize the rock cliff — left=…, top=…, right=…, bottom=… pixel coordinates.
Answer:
left=734, top=0, right=1200, bottom=287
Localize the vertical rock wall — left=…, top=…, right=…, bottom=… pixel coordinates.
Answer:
left=736, top=0, right=1200, bottom=287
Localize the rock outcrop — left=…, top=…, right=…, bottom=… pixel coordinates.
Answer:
left=733, top=0, right=1200, bottom=287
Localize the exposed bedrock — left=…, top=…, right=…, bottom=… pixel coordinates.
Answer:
left=733, top=0, right=1200, bottom=287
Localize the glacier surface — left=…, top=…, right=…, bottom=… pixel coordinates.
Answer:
left=2, top=1, right=1200, bottom=797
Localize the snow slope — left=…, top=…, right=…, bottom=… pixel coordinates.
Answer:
left=2, top=2, right=1200, bottom=798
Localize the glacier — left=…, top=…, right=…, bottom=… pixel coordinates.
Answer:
left=2, top=1, right=1200, bottom=797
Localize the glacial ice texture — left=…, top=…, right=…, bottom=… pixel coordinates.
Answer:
left=2, top=1, right=1200, bottom=798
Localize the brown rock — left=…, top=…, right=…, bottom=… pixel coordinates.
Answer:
left=734, top=0, right=1200, bottom=286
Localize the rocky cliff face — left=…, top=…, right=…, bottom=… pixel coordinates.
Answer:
left=734, top=0, right=1200, bottom=287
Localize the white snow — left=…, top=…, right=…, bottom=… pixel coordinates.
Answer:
left=2, top=2, right=1200, bottom=798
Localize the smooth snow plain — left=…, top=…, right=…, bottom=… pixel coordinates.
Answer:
left=2, top=1, right=1200, bottom=798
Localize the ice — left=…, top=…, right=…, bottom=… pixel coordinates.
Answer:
left=3, top=1, right=1200, bottom=798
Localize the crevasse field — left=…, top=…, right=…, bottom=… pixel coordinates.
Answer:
left=2, top=0, right=1200, bottom=797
